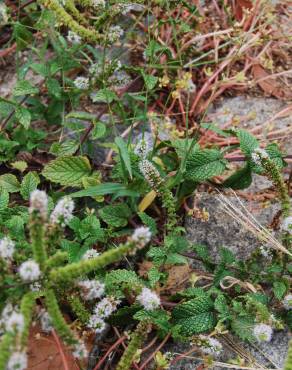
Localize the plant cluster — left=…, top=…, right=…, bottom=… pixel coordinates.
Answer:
left=0, top=0, right=292, bottom=369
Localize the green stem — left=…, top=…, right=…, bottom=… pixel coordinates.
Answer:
left=45, top=289, right=76, bottom=345
left=20, top=292, right=38, bottom=346
left=116, top=322, right=149, bottom=370
left=29, top=215, right=47, bottom=271
left=50, top=241, right=136, bottom=283
left=0, top=333, right=14, bottom=370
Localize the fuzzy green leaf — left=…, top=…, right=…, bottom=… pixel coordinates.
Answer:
left=42, top=156, right=91, bottom=186
left=20, top=172, right=40, bottom=200
left=13, top=80, right=39, bottom=96
left=237, top=130, right=258, bottom=156
left=15, top=107, right=31, bottom=129
left=185, top=149, right=227, bottom=181
left=138, top=212, right=157, bottom=235
left=105, top=269, right=141, bottom=298
left=273, top=281, right=287, bottom=300
left=172, top=296, right=216, bottom=335
left=99, top=203, right=131, bottom=227
left=0, top=189, right=9, bottom=211
left=231, top=316, right=254, bottom=341
left=222, top=164, right=252, bottom=190
left=0, top=174, right=20, bottom=193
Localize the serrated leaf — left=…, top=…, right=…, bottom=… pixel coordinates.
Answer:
left=0, top=189, right=9, bottom=211
left=91, top=89, right=117, bottom=103
left=13, top=80, right=39, bottom=96
left=138, top=212, right=157, bottom=235
left=105, top=269, right=141, bottom=298
left=115, top=137, right=132, bottom=179
left=266, top=143, right=286, bottom=169
left=47, top=78, right=62, bottom=99
left=237, top=130, right=258, bottom=156
left=42, top=156, right=91, bottom=186
left=10, top=161, right=27, bottom=173
left=142, top=73, right=158, bottom=90
left=223, top=164, right=252, bottom=190
left=99, top=203, right=131, bottom=227
left=273, top=281, right=287, bottom=300
left=15, top=106, right=31, bottom=129
left=20, top=172, right=40, bottom=200
left=172, top=296, right=215, bottom=335
left=185, top=149, right=227, bottom=181
left=0, top=174, right=20, bottom=193
left=49, top=141, right=79, bottom=157
left=91, top=122, right=106, bottom=139
left=231, top=316, right=254, bottom=341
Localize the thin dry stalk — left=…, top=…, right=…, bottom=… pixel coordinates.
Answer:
left=217, top=191, right=292, bottom=257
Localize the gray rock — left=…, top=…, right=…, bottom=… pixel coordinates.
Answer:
left=185, top=193, right=280, bottom=262
left=208, top=96, right=292, bottom=153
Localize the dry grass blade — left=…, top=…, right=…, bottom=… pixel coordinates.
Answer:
left=216, top=190, right=292, bottom=257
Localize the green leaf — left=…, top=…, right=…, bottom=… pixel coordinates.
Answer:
left=236, top=130, right=258, bottom=156
left=231, top=316, right=254, bottom=341
left=138, top=212, right=157, bottom=235
left=20, top=172, right=40, bottom=200
left=30, top=63, right=49, bottom=77
left=222, top=164, right=252, bottom=190
left=273, top=281, right=287, bottom=300
left=99, top=203, right=131, bottom=227
left=185, top=149, right=227, bottom=181
left=142, top=73, right=158, bottom=90
left=91, top=122, right=106, bottom=139
left=42, top=156, right=91, bottom=186
left=66, top=111, right=95, bottom=121
left=13, top=80, right=39, bottom=96
left=10, top=161, right=27, bottom=173
left=15, top=107, right=31, bottom=129
left=172, top=296, right=216, bottom=335
left=91, top=89, right=117, bottom=103
left=0, top=189, right=9, bottom=211
left=148, top=267, right=163, bottom=287
left=105, top=269, right=141, bottom=298
left=0, top=174, right=20, bottom=193
left=47, top=78, right=62, bottom=99
left=71, top=183, right=132, bottom=198
left=115, top=137, right=132, bottom=179
left=49, top=141, right=79, bottom=157
left=266, top=143, right=286, bottom=169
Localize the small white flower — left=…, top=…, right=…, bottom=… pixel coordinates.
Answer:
left=39, top=309, right=53, bottom=333
left=139, top=159, right=163, bottom=191
left=6, top=311, right=25, bottom=333
left=19, top=260, right=41, bottom=282
left=0, top=3, right=9, bottom=26
left=107, top=26, right=124, bottom=43
left=136, top=287, right=160, bottom=310
left=88, top=315, right=106, bottom=333
left=0, top=237, right=15, bottom=261
left=7, top=351, right=27, bottom=370
left=134, top=134, right=153, bottom=159
left=283, top=294, right=292, bottom=310
left=253, top=323, right=273, bottom=342
left=30, top=281, right=42, bottom=292
left=29, top=190, right=48, bottom=221
left=82, top=249, right=100, bottom=260
left=72, top=340, right=88, bottom=359
left=1, top=303, right=14, bottom=322
left=91, top=0, right=105, bottom=7
left=251, top=147, right=269, bottom=166
left=198, top=335, right=223, bottom=356
left=67, top=31, right=82, bottom=44
left=109, top=70, right=131, bottom=88
left=282, top=217, right=292, bottom=234
left=50, top=196, right=74, bottom=227
left=259, top=245, right=272, bottom=259
left=78, top=279, right=105, bottom=300
left=131, top=227, right=152, bottom=248
left=74, top=76, right=89, bottom=90
left=94, top=297, right=120, bottom=318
